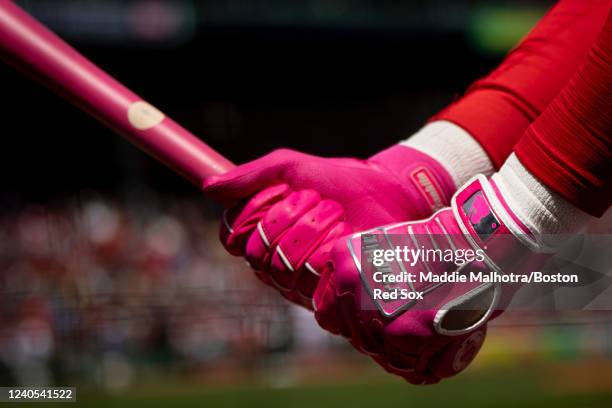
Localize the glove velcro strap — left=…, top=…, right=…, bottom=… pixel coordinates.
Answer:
left=434, top=175, right=543, bottom=335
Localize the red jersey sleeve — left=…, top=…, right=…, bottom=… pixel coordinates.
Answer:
left=432, top=0, right=611, bottom=168
left=514, top=9, right=612, bottom=217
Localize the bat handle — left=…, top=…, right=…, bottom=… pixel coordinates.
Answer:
left=0, top=1, right=235, bottom=186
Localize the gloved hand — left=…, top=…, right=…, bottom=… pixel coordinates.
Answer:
left=203, top=145, right=455, bottom=308
left=313, top=174, right=549, bottom=384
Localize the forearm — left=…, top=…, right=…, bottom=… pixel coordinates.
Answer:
left=513, top=7, right=612, bottom=219
left=421, top=0, right=611, bottom=169
left=491, top=8, right=611, bottom=252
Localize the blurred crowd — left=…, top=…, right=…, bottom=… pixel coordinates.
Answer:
left=0, top=192, right=332, bottom=390
left=1, top=192, right=612, bottom=391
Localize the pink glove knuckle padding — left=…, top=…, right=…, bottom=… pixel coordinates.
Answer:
left=314, top=175, right=548, bottom=384
left=204, top=147, right=456, bottom=309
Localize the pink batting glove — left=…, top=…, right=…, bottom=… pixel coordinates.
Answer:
left=203, top=147, right=455, bottom=308
left=314, top=175, right=549, bottom=384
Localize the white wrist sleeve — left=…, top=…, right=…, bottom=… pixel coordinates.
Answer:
left=492, top=154, right=594, bottom=248
left=402, top=121, right=494, bottom=187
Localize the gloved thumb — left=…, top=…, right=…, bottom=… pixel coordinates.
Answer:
left=203, top=149, right=299, bottom=206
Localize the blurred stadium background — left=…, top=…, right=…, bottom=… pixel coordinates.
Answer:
left=1, top=0, right=612, bottom=406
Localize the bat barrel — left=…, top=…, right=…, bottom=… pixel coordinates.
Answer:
left=0, top=1, right=234, bottom=186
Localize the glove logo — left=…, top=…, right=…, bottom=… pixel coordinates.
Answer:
left=462, top=191, right=500, bottom=241
left=452, top=330, right=485, bottom=372
left=411, top=167, right=445, bottom=211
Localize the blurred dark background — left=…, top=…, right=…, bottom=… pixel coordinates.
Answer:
left=1, top=0, right=546, bottom=202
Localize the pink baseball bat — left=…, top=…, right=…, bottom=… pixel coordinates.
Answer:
left=0, top=1, right=235, bottom=187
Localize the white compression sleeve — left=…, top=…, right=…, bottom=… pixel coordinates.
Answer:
left=492, top=153, right=594, bottom=248
left=402, top=121, right=494, bottom=187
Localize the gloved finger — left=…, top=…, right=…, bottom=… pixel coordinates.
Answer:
left=244, top=190, right=321, bottom=271
left=284, top=221, right=352, bottom=308
left=351, top=313, right=386, bottom=356
left=221, top=184, right=290, bottom=255
left=381, top=310, right=442, bottom=371
left=301, top=221, right=352, bottom=276
left=374, top=329, right=447, bottom=385
left=380, top=318, right=485, bottom=383
left=313, top=265, right=354, bottom=338
left=203, top=149, right=310, bottom=206
left=268, top=200, right=345, bottom=289
left=314, top=234, right=376, bottom=343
